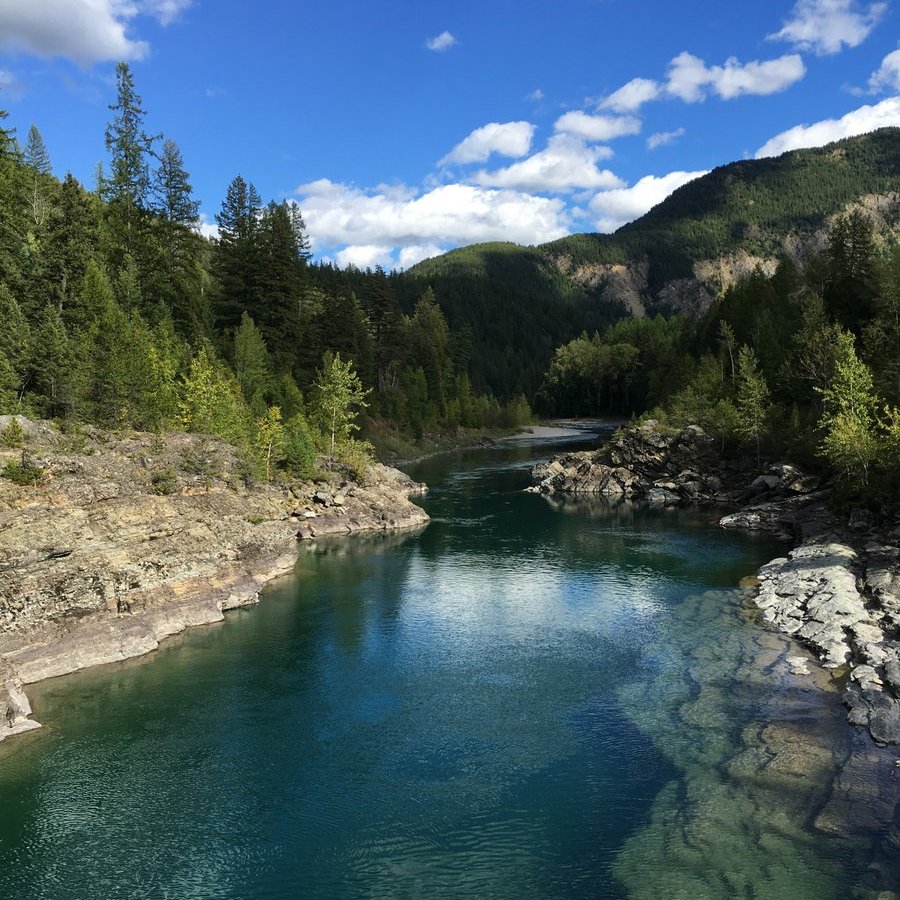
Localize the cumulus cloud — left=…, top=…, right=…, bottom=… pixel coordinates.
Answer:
left=439, top=121, right=535, bottom=166
left=295, top=179, right=570, bottom=265
left=472, top=134, right=623, bottom=193
left=769, top=0, right=886, bottom=55
left=0, top=0, right=192, bottom=65
left=755, top=96, right=900, bottom=157
left=647, top=127, right=685, bottom=150
left=868, top=49, right=900, bottom=93
left=589, top=170, right=707, bottom=232
left=426, top=31, right=457, bottom=52
left=666, top=51, right=806, bottom=102
left=600, top=78, right=662, bottom=113
left=554, top=111, right=641, bottom=142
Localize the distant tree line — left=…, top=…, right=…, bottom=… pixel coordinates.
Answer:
left=538, top=210, right=900, bottom=508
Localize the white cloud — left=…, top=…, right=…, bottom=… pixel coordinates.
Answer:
left=526, top=88, right=545, bottom=102
left=439, top=121, right=535, bottom=166
left=0, top=0, right=192, bottom=65
left=769, top=0, right=886, bottom=55
left=335, top=245, right=394, bottom=270
left=666, top=51, right=806, bottom=102
left=426, top=30, right=457, bottom=52
left=295, top=179, right=570, bottom=261
left=589, top=170, right=707, bottom=232
left=554, top=111, right=642, bottom=141
left=197, top=213, right=219, bottom=240
left=868, top=49, right=900, bottom=93
left=600, top=78, right=662, bottom=113
left=472, top=134, right=623, bottom=193
left=397, top=244, right=445, bottom=269
left=647, top=127, right=685, bottom=150
left=756, top=96, right=900, bottom=157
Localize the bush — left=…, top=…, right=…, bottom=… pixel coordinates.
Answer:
left=0, top=418, right=24, bottom=447
left=2, top=452, right=46, bottom=486
left=150, top=468, right=178, bottom=495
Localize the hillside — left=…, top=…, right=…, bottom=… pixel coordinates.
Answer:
left=404, top=128, right=900, bottom=396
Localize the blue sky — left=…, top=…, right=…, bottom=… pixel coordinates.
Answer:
left=1, top=0, right=898, bottom=269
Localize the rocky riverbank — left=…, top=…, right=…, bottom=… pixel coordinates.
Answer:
left=0, top=418, right=428, bottom=743
left=531, top=420, right=900, bottom=746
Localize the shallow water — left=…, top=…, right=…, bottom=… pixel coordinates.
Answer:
left=0, top=438, right=889, bottom=898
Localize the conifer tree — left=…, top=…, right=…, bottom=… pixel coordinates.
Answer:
left=256, top=201, right=303, bottom=366
left=233, top=312, right=273, bottom=414
left=311, top=352, right=369, bottom=468
left=214, top=175, right=262, bottom=331
left=818, top=330, right=878, bottom=488
left=0, top=108, right=17, bottom=160
left=23, top=125, right=51, bottom=174
left=735, top=345, right=771, bottom=462
left=105, top=62, right=154, bottom=262
left=30, top=307, right=74, bottom=417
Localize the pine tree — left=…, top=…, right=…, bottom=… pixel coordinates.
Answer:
left=23, top=125, right=51, bottom=174
left=233, top=311, right=273, bottom=414
left=818, top=330, right=879, bottom=488
left=105, top=62, right=154, bottom=263
left=214, top=174, right=262, bottom=332
left=0, top=108, right=17, bottom=160
left=311, top=352, right=369, bottom=468
left=735, top=345, right=771, bottom=463
left=30, top=306, right=74, bottom=418
left=256, top=201, right=303, bottom=366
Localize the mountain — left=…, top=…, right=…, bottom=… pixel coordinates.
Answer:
left=402, top=128, right=900, bottom=398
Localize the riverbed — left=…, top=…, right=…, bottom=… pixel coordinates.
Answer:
left=0, top=437, right=893, bottom=898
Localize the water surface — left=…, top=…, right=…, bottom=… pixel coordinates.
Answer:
left=0, top=437, right=886, bottom=898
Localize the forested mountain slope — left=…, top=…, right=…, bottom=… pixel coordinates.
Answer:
left=405, top=129, right=900, bottom=396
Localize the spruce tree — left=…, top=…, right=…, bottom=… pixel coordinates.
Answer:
left=233, top=312, right=273, bottom=414
left=0, top=108, right=17, bottom=160
left=23, top=125, right=51, bottom=174
left=818, top=330, right=879, bottom=488
left=105, top=62, right=154, bottom=263
left=257, top=201, right=303, bottom=366
left=214, top=174, right=262, bottom=332
left=735, top=345, right=771, bottom=463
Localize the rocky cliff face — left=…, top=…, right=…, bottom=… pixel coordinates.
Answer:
left=0, top=418, right=428, bottom=742
left=549, top=192, right=900, bottom=317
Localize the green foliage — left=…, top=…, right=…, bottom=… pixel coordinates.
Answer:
left=735, top=346, right=771, bottom=460
left=818, top=330, right=878, bottom=488
left=0, top=418, right=25, bottom=447
left=179, top=347, right=252, bottom=448
left=281, top=414, right=317, bottom=479
left=254, top=405, right=284, bottom=481
left=150, top=468, right=178, bottom=495
left=2, top=451, right=45, bottom=486
left=311, top=352, right=370, bottom=468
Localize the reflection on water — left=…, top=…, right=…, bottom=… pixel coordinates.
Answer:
left=0, top=437, right=896, bottom=899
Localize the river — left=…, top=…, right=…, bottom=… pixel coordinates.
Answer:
left=0, top=436, right=892, bottom=898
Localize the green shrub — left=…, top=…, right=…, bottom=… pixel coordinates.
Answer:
left=0, top=419, right=24, bottom=448
left=3, top=452, right=46, bottom=486
left=150, top=468, right=178, bottom=495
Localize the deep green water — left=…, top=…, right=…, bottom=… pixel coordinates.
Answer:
left=0, top=438, right=885, bottom=899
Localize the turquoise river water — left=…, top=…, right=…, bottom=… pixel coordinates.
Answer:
left=0, top=436, right=893, bottom=898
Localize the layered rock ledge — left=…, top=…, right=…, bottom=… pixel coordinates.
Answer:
left=0, top=419, right=428, bottom=743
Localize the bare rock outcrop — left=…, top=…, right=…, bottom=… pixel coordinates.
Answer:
left=0, top=422, right=428, bottom=742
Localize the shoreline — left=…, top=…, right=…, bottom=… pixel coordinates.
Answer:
left=0, top=423, right=429, bottom=744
